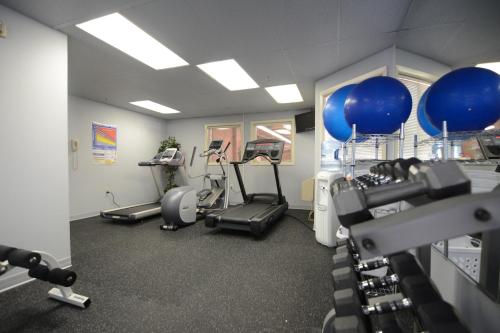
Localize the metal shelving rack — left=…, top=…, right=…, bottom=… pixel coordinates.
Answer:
left=416, top=120, right=500, bottom=164
left=416, top=120, right=500, bottom=303
left=342, top=123, right=406, bottom=177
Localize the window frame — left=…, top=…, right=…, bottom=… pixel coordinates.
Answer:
left=317, top=67, right=389, bottom=163
left=204, top=122, right=244, bottom=165
left=396, top=74, right=434, bottom=160
left=250, top=118, right=296, bottom=166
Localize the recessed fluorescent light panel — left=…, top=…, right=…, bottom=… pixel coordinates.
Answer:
left=197, top=59, right=259, bottom=91
left=76, top=13, right=188, bottom=70
left=476, top=62, right=500, bottom=75
left=265, top=84, right=303, bottom=103
left=130, top=100, right=180, bottom=114
left=256, top=125, right=291, bottom=144
left=275, top=128, right=291, bottom=135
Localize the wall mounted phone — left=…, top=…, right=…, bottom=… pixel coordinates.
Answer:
left=70, top=139, right=79, bottom=152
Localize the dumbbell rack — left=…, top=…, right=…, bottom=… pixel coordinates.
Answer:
left=328, top=162, right=500, bottom=332
left=414, top=121, right=500, bottom=305
left=341, top=123, right=406, bottom=220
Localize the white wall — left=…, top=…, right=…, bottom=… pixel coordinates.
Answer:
left=0, top=5, right=69, bottom=290
left=68, top=96, right=169, bottom=220
left=163, top=110, right=315, bottom=209
left=396, top=49, right=451, bottom=82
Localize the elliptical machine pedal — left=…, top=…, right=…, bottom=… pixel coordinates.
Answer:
left=160, top=224, right=179, bottom=231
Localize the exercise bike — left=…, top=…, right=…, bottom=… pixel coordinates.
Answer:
left=160, top=140, right=230, bottom=230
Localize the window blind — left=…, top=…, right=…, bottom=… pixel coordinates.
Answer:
left=398, top=76, right=433, bottom=160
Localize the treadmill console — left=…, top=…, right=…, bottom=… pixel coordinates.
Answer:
left=478, top=135, right=500, bottom=159
left=242, top=139, right=285, bottom=163
left=159, top=148, right=178, bottom=163
left=138, top=148, right=184, bottom=166
left=208, top=140, right=224, bottom=151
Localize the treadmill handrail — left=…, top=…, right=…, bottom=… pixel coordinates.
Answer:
left=233, top=163, right=248, bottom=202
left=272, top=163, right=285, bottom=205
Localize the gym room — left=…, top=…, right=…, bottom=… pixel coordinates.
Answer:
left=1, top=0, right=499, bottom=332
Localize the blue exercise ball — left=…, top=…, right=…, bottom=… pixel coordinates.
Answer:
left=417, top=88, right=441, bottom=136
left=344, top=76, right=412, bottom=134
left=323, top=84, right=357, bottom=142
left=426, top=67, right=500, bottom=131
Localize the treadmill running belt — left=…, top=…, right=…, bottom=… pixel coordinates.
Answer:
left=109, top=203, right=160, bottom=216
left=218, top=203, right=272, bottom=222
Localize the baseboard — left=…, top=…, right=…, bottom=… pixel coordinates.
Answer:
left=70, top=211, right=100, bottom=221
left=289, top=205, right=312, bottom=210
left=0, top=256, right=72, bottom=293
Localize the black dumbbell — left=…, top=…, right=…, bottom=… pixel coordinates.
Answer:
left=338, top=162, right=389, bottom=192
left=332, top=250, right=389, bottom=271
left=334, top=160, right=471, bottom=227
left=355, top=161, right=394, bottom=189
left=351, top=158, right=420, bottom=193
left=322, top=312, right=405, bottom=333
left=417, top=301, right=470, bottom=332
left=357, top=158, right=423, bottom=199
left=373, top=313, right=404, bottom=333
left=331, top=177, right=351, bottom=195
left=366, top=298, right=469, bottom=332
left=377, top=160, right=401, bottom=184
left=322, top=309, right=370, bottom=333
left=323, top=299, right=468, bottom=333
left=332, top=252, right=422, bottom=291
left=393, top=157, right=421, bottom=182
left=357, top=276, right=469, bottom=331
left=334, top=274, right=440, bottom=320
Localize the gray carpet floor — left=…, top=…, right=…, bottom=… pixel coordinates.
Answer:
left=0, top=210, right=334, bottom=332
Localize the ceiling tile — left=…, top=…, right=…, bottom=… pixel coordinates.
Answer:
left=339, top=0, right=411, bottom=40
left=402, top=0, right=470, bottom=30
left=337, top=33, right=395, bottom=69
left=396, top=23, right=464, bottom=65
left=283, top=41, right=339, bottom=82
left=275, top=0, right=339, bottom=50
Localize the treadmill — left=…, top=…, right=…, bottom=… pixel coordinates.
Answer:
left=205, top=139, right=289, bottom=235
left=100, top=148, right=184, bottom=222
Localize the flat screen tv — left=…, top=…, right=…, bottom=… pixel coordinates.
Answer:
left=295, top=110, right=314, bottom=133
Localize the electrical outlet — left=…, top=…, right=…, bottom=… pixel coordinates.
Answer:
left=0, top=21, right=7, bottom=38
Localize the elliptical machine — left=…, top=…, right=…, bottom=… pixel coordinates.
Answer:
left=160, top=140, right=230, bottom=230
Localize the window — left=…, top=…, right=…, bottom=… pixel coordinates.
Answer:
left=398, top=76, right=433, bottom=160
left=251, top=119, right=295, bottom=165
left=320, top=71, right=389, bottom=164
left=205, top=123, right=243, bottom=163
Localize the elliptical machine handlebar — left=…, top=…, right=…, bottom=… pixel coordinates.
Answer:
left=186, top=141, right=231, bottom=179
left=190, top=146, right=197, bottom=167
left=216, top=142, right=231, bottom=163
